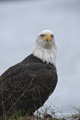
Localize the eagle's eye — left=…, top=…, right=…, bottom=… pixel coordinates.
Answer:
left=40, top=34, right=45, bottom=37
left=51, top=35, right=54, bottom=37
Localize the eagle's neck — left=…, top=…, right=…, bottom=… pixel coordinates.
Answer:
left=33, top=44, right=57, bottom=66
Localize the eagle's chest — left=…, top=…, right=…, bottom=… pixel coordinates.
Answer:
left=33, top=47, right=56, bottom=66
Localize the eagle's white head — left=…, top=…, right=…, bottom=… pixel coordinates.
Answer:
left=33, top=30, right=57, bottom=66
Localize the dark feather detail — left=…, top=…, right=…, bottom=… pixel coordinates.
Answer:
left=0, top=54, right=58, bottom=118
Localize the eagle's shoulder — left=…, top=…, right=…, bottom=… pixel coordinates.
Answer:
left=21, top=54, right=44, bottom=64
left=1, top=54, right=33, bottom=78
left=1, top=54, right=57, bottom=80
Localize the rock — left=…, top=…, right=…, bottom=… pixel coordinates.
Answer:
left=44, top=114, right=53, bottom=120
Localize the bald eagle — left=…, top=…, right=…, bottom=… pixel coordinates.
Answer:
left=0, top=30, right=58, bottom=118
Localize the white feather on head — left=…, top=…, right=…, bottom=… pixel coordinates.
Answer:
left=33, top=30, right=57, bottom=66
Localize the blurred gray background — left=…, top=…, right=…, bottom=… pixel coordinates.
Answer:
left=0, top=0, right=80, bottom=114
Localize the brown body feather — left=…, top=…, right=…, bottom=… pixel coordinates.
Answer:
left=0, top=54, right=58, bottom=118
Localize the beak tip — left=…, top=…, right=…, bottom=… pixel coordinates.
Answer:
left=43, top=33, right=51, bottom=42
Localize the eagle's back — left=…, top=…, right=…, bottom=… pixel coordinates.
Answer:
left=0, top=54, right=58, bottom=118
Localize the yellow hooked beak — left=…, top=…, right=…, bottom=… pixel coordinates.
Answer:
left=43, top=34, right=51, bottom=42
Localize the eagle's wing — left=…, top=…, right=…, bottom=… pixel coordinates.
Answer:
left=0, top=63, right=57, bottom=117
